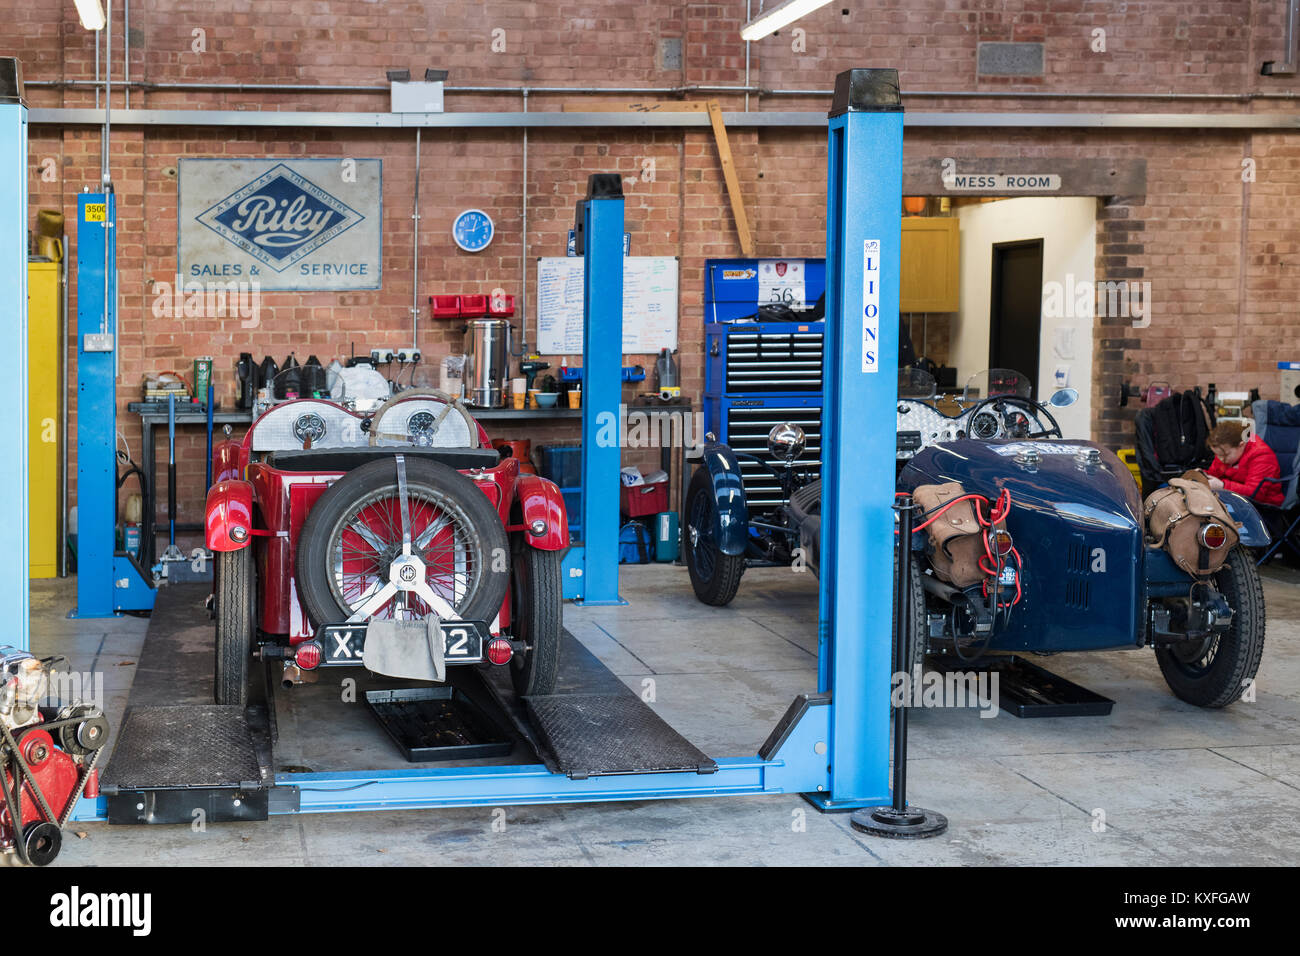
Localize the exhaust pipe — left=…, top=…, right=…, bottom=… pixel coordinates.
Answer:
left=281, top=663, right=301, bottom=688
left=919, top=572, right=960, bottom=602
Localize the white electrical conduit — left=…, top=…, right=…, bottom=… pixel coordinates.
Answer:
left=411, top=127, right=421, bottom=353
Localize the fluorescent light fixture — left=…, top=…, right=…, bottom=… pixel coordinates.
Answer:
left=740, top=0, right=835, bottom=41
left=73, top=0, right=105, bottom=31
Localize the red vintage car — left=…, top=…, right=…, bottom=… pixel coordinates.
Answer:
left=203, top=389, right=569, bottom=706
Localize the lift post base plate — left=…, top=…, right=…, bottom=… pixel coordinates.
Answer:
left=850, top=805, right=949, bottom=839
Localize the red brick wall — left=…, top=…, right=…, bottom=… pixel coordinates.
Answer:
left=10, top=0, right=1300, bottom=542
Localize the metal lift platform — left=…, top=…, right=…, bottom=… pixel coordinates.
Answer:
left=95, top=584, right=719, bottom=824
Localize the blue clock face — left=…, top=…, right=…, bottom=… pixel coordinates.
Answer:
left=452, top=209, right=494, bottom=253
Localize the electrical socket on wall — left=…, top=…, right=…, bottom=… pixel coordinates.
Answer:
left=397, top=348, right=421, bottom=364
left=370, top=348, right=395, bottom=365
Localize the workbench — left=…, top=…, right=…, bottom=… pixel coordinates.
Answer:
left=127, top=402, right=253, bottom=568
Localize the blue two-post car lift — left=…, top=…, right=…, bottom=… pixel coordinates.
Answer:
left=53, top=68, right=905, bottom=821
left=72, top=190, right=156, bottom=619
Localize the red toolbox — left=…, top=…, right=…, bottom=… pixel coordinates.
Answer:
left=621, top=481, right=669, bottom=518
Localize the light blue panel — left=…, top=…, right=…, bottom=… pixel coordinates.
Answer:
left=818, top=70, right=903, bottom=808
left=561, top=544, right=584, bottom=600
left=578, top=177, right=626, bottom=605
left=0, top=100, right=28, bottom=649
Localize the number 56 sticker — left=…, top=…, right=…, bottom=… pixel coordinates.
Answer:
left=862, top=239, right=881, bottom=373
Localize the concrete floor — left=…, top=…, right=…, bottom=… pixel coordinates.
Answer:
left=25, top=560, right=1300, bottom=866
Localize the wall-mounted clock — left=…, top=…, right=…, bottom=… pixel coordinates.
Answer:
left=452, top=208, right=494, bottom=253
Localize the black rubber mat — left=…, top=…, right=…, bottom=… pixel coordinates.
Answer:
left=524, top=694, right=717, bottom=779
left=101, top=705, right=264, bottom=791
left=127, top=582, right=218, bottom=706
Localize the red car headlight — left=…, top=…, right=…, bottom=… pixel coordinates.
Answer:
left=486, top=638, right=513, bottom=665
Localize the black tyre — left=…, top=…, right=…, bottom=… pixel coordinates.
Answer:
left=1154, top=545, right=1266, bottom=708
left=296, top=457, right=510, bottom=627
left=214, top=545, right=255, bottom=707
left=893, top=549, right=927, bottom=679
left=684, top=467, right=746, bottom=606
left=509, top=537, right=562, bottom=697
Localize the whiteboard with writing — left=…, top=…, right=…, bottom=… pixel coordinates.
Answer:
left=535, top=256, right=678, bottom=355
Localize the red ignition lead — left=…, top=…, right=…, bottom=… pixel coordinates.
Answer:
left=898, top=487, right=1021, bottom=608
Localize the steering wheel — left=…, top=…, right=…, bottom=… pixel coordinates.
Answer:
left=967, top=395, right=1063, bottom=440
left=367, top=388, right=478, bottom=447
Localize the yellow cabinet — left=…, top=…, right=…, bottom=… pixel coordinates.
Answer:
left=901, top=217, right=960, bottom=313
left=28, top=261, right=61, bottom=579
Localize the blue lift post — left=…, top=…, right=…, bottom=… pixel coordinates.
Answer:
left=72, top=192, right=155, bottom=617
left=811, top=68, right=904, bottom=810
left=574, top=174, right=626, bottom=606
left=0, top=59, right=29, bottom=651
left=70, top=67, right=900, bottom=821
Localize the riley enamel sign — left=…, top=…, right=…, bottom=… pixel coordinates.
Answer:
left=179, top=158, right=382, bottom=291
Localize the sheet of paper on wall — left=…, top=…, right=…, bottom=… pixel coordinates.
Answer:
left=757, top=259, right=806, bottom=308
left=535, top=256, right=679, bottom=355
left=1052, top=325, right=1076, bottom=359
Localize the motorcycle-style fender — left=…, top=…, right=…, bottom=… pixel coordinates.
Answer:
left=205, top=479, right=254, bottom=552
left=515, top=473, right=570, bottom=551
left=1216, top=490, right=1270, bottom=548
left=212, top=438, right=243, bottom=483
left=698, top=442, right=749, bottom=557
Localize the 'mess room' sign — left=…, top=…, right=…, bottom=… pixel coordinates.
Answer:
left=178, top=158, right=382, bottom=291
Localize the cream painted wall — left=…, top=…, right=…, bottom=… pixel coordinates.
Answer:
left=951, top=197, right=1097, bottom=440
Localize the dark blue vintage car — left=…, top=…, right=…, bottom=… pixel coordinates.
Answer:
left=683, top=369, right=1269, bottom=708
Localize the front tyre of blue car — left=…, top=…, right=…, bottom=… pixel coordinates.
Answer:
left=1154, top=545, right=1266, bottom=708
left=684, top=467, right=745, bottom=607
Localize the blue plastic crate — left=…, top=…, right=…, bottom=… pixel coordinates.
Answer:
left=538, top=444, right=582, bottom=489
left=560, top=488, right=581, bottom=540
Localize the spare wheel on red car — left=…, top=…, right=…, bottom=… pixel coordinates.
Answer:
left=296, top=456, right=511, bottom=629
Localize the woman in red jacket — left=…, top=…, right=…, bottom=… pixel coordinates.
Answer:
left=1206, top=421, right=1285, bottom=506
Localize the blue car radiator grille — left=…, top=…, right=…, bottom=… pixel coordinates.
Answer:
left=1064, top=534, right=1091, bottom=611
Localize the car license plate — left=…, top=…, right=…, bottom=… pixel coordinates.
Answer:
left=998, top=566, right=1017, bottom=587
left=319, top=620, right=489, bottom=666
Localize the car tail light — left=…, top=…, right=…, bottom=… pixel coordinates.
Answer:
left=992, top=529, right=1014, bottom=556
left=486, top=638, right=513, bottom=665
left=1199, top=523, right=1228, bottom=550
left=295, top=641, right=323, bottom=671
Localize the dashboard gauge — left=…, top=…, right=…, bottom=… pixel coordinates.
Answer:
left=969, top=410, right=1002, bottom=440
left=292, top=412, right=327, bottom=445
left=407, top=410, right=437, bottom=439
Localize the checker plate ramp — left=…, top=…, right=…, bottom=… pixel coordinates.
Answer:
left=102, top=705, right=262, bottom=791
left=524, top=694, right=717, bottom=780
left=101, top=705, right=270, bottom=825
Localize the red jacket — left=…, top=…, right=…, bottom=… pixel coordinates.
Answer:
left=1207, top=435, right=1285, bottom=506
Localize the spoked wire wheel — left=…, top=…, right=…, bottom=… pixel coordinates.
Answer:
left=1154, top=545, right=1266, bottom=708
left=1164, top=634, right=1220, bottom=678
left=328, top=485, right=479, bottom=621
left=297, top=457, right=509, bottom=627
